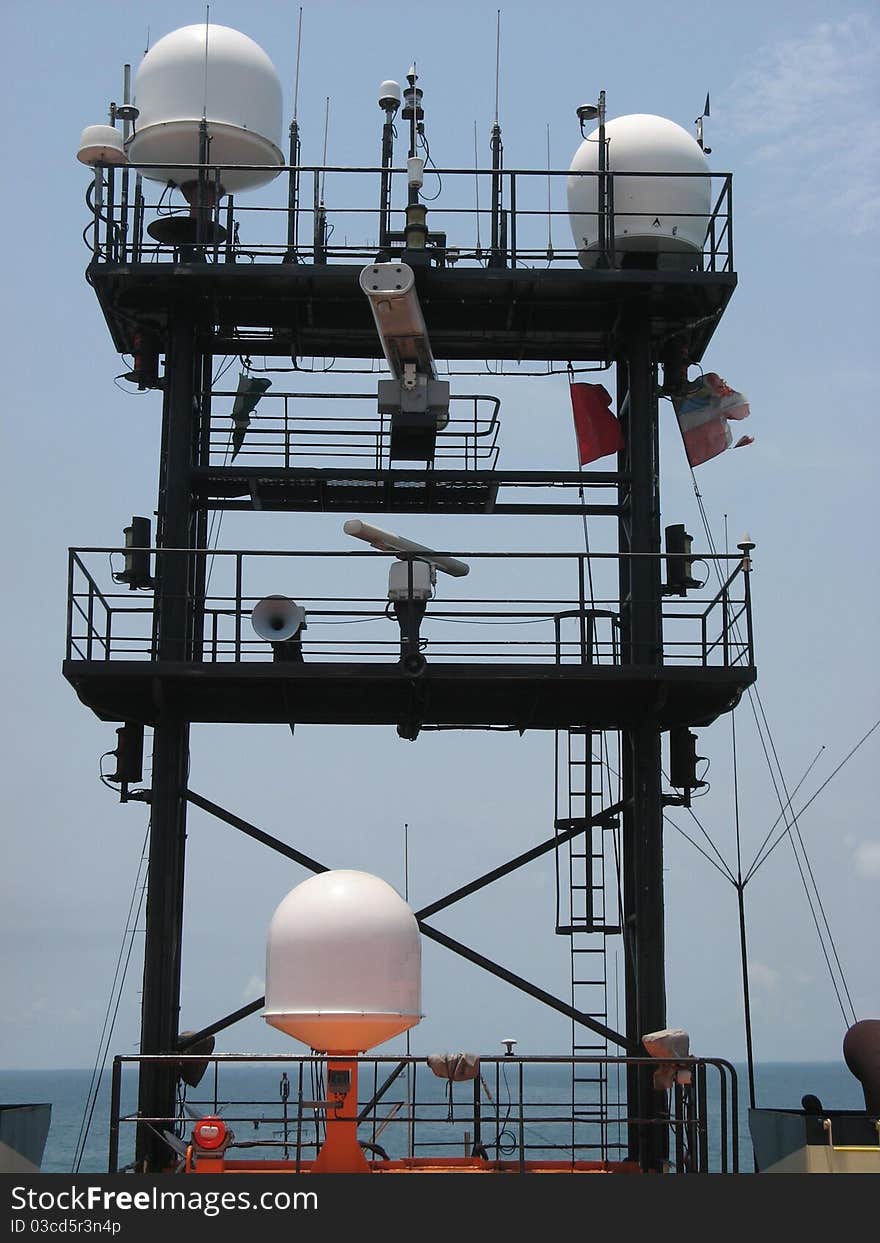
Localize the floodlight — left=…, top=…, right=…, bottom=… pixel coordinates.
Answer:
left=359, top=262, right=437, bottom=383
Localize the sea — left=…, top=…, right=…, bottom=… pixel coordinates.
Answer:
left=1, top=1061, right=866, bottom=1174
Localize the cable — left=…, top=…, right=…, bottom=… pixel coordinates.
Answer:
left=744, top=746, right=826, bottom=882
left=417, top=130, right=442, bottom=201
left=72, top=820, right=150, bottom=1172
left=687, top=467, right=857, bottom=1026
left=489, top=1062, right=518, bottom=1156
left=747, top=719, right=880, bottom=881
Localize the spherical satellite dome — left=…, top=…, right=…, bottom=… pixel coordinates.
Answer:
left=264, top=870, right=422, bottom=1054
left=568, top=114, right=711, bottom=270
left=127, top=23, right=284, bottom=194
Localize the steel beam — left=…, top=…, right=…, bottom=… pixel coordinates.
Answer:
left=185, top=790, right=631, bottom=1050
left=617, top=317, right=667, bottom=1169
left=135, top=318, right=197, bottom=1171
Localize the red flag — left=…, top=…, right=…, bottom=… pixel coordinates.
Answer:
left=672, top=372, right=752, bottom=467
left=570, top=383, right=625, bottom=465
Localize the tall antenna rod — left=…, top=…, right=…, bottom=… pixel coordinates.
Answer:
left=321, top=95, right=330, bottom=194
left=473, top=121, right=482, bottom=256
left=293, top=5, right=303, bottom=121
left=489, top=11, right=505, bottom=267
left=313, top=97, right=330, bottom=263
left=202, top=6, right=210, bottom=121
left=545, top=122, right=553, bottom=259
left=494, top=9, right=501, bottom=124
left=196, top=6, right=211, bottom=247
left=286, top=7, right=304, bottom=260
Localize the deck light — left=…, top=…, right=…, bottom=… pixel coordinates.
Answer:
left=192, top=1116, right=228, bottom=1151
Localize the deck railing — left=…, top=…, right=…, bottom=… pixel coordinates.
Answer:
left=66, top=546, right=754, bottom=669
left=108, top=1052, right=739, bottom=1175
left=85, top=161, right=733, bottom=274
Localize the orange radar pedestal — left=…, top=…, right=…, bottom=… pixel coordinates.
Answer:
left=311, top=1059, right=370, bottom=1174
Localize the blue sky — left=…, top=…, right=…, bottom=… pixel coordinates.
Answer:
left=1, top=0, right=878, bottom=1080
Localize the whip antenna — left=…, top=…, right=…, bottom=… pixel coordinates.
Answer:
left=293, top=5, right=303, bottom=121
left=202, top=6, right=210, bottom=120
left=494, top=9, right=501, bottom=124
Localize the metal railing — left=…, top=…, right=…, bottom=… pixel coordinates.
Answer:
left=208, top=389, right=501, bottom=471
left=66, top=546, right=753, bottom=669
left=85, top=161, right=734, bottom=274
left=108, top=1052, right=739, bottom=1174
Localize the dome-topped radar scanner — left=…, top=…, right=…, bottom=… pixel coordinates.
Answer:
left=568, top=114, right=711, bottom=270
left=77, top=125, right=127, bottom=167
left=264, top=870, right=422, bottom=1054
left=126, top=23, right=284, bottom=196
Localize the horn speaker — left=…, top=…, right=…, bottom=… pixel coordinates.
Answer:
left=251, top=595, right=306, bottom=643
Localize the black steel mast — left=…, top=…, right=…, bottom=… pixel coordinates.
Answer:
left=71, top=58, right=749, bottom=1172
left=135, top=316, right=198, bottom=1170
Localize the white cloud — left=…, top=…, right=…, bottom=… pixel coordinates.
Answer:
left=853, top=840, right=880, bottom=879
left=749, top=961, right=780, bottom=992
left=721, top=13, right=880, bottom=236
left=242, top=973, right=264, bottom=1000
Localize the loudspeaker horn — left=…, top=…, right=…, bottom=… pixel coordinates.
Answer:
left=251, top=595, right=307, bottom=643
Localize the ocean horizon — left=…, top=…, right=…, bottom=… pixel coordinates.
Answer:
left=1, top=1060, right=866, bottom=1174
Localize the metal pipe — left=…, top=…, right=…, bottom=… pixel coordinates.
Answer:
left=378, top=108, right=395, bottom=254
left=119, top=66, right=131, bottom=259
left=596, top=91, right=608, bottom=267
left=736, top=880, right=757, bottom=1111
left=489, top=121, right=504, bottom=267
left=132, top=174, right=144, bottom=263
left=108, top=1056, right=122, bottom=1174
left=285, top=118, right=301, bottom=261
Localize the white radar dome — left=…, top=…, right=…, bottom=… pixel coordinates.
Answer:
left=568, top=114, right=711, bottom=270
left=77, top=124, right=128, bottom=167
left=127, top=24, right=284, bottom=195
left=264, top=870, right=422, bottom=1054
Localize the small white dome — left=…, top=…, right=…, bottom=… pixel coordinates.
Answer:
left=379, top=80, right=401, bottom=109
left=264, top=870, right=422, bottom=1054
left=127, top=24, right=284, bottom=194
left=568, top=113, right=711, bottom=270
left=77, top=124, right=128, bottom=167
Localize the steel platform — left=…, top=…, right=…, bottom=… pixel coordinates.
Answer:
left=63, top=659, right=755, bottom=731
left=194, top=466, right=624, bottom=515
left=89, top=261, right=736, bottom=363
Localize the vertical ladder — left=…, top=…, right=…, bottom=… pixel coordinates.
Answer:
left=555, top=726, right=623, bottom=1160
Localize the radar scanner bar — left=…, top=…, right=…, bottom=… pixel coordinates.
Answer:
left=343, top=519, right=469, bottom=577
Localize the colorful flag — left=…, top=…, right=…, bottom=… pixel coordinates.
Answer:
left=672, top=372, right=753, bottom=467
left=570, top=383, right=625, bottom=465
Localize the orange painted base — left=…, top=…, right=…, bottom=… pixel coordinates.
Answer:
left=311, top=1059, right=370, bottom=1174
left=199, top=1157, right=643, bottom=1175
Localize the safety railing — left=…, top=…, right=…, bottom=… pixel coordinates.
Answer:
left=108, top=1052, right=739, bottom=1174
left=208, top=388, right=500, bottom=471
left=85, top=162, right=734, bottom=274
left=66, top=546, right=754, bottom=669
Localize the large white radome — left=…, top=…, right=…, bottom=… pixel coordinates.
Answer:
left=568, top=113, right=711, bottom=270
left=127, top=23, right=284, bottom=194
left=264, top=870, right=422, bottom=1054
